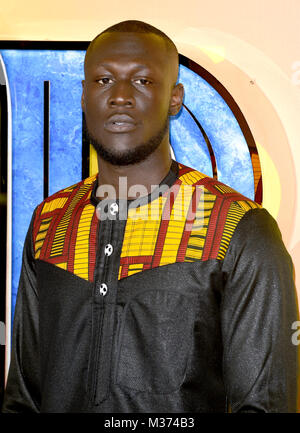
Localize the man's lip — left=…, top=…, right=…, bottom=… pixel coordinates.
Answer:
left=104, top=114, right=138, bottom=133
left=107, top=114, right=136, bottom=123
left=104, top=122, right=137, bottom=133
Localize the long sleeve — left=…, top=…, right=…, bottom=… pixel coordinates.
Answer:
left=1, top=210, right=41, bottom=412
left=221, top=208, right=299, bottom=412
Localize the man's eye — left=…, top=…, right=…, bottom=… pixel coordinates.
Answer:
left=97, top=78, right=113, bottom=85
left=135, top=78, right=151, bottom=85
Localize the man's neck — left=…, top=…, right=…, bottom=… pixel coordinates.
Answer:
left=96, top=149, right=172, bottom=200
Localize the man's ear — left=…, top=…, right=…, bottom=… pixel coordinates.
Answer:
left=81, top=80, right=85, bottom=111
left=169, top=83, right=184, bottom=116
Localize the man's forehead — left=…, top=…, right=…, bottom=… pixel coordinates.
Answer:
left=87, top=32, right=168, bottom=61
left=84, top=31, right=178, bottom=82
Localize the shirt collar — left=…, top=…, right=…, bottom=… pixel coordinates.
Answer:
left=90, top=159, right=179, bottom=208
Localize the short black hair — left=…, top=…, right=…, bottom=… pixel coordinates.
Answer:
left=85, top=20, right=179, bottom=68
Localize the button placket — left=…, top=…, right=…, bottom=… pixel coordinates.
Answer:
left=91, top=210, right=125, bottom=405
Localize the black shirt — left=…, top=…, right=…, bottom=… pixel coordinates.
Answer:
left=2, top=161, right=299, bottom=412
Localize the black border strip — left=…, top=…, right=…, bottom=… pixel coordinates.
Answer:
left=0, top=41, right=89, bottom=50
left=43, top=81, right=50, bottom=199
left=82, top=112, right=90, bottom=180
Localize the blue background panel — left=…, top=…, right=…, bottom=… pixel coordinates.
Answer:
left=0, top=50, right=255, bottom=325
left=1, top=49, right=85, bottom=324
left=174, top=65, right=254, bottom=198
left=170, top=106, right=213, bottom=178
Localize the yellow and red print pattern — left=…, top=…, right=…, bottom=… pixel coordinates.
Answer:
left=32, top=163, right=260, bottom=282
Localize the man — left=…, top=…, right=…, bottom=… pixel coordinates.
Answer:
left=2, top=20, right=299, bottom=413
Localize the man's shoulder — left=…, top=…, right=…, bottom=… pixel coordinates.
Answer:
left=177, top=161, right=260, bottom=209
left=34, top=173, right=97, bottom=221
left=176, top=162, right=264, bottom=261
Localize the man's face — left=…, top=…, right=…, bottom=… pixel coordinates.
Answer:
left=81, top=32, right=182, bottom=165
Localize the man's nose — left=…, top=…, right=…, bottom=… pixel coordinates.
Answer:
left=107, top=81, right=135, bottom=107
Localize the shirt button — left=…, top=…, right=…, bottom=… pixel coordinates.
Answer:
left=99, top=283, right=108, bottom=296
left=104, top=244, right=113, bottom=256
left=109, top=202, right=118, bottom=215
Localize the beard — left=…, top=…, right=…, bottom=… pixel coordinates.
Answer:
left=86, top=115, right=169, bottom=166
